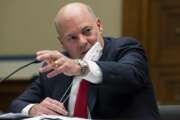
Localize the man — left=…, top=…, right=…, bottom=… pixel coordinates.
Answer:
left=9, top=2, right=160, bottom=119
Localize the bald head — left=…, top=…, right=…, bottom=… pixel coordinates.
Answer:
left=54, top=2, right=97, bottom=34
left=53, top=2, right=104, bottom=58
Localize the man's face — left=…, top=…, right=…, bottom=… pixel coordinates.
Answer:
left=57, top=10, right=103, bottom=59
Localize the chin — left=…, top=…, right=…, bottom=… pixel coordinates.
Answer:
left=69, top=52, right=86, bottom=59
left=70, top=54, right=81, bottom=59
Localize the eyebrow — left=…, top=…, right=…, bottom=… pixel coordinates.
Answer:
left=82, top=26, right=92, bottom=32
left=62, top=25, right=93, bottom=39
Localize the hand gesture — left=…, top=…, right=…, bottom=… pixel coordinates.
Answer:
left=36, top=50, right=81, bottom=78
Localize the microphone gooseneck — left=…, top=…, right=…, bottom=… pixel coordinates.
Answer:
left=0, top=59, right=41, bottom=83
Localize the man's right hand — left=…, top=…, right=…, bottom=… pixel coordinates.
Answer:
left=29, top=97, right=68, bottom=116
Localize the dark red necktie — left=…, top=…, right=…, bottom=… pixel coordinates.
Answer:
left=73, top=79, right=89, bottom=118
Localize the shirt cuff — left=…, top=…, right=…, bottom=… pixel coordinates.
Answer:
left=21, top=104, right=36, bottom=115
left=82, top=60, right=102, bottom=84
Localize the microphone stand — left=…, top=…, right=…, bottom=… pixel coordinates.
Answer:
left=0, top=59, right=40, bottom=83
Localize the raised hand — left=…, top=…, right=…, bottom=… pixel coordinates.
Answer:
left=36, top=50, right=81, bottom=78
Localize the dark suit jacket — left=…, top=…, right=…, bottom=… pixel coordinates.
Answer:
left=9, top=37, right=160, bottom=119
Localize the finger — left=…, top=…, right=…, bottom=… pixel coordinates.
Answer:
left=46, top=98, right=65, bottom=109
left=30, top=103, right=59, bottom=116
left=39, top=64, right=54, bottom=73
left=47, top=63, right=67, bottom=78
left=39, top=106, right=60, bottom=116
left=53, top=57, right=66, bottom=67
left=36, top=51, right=54, bottom=61
left=36, top=50, right=52, bottom=56
left=45, top=98, right=68, bottom=115
left=37, top=50, right=64, bottom=58
left=36, top=53, right=55, bottom=61
left=48, top=105, right=68, bottom=115
left=47, top=69, right=62, bottom=78
left=56, top=65, right=65, bottom=73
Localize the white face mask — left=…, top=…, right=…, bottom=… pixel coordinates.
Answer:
left=83, top=41, right=103, bottom=61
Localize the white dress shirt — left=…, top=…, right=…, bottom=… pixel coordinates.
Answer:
left=22, top=42, right=103, bottom=116
left=68, top=42, right=103, bottom=116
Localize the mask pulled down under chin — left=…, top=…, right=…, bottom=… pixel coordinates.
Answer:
left=82, top=42, right=103, bottom=61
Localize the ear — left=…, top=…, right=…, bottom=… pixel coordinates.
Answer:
left=96, top=18, right=103, bottom=32
left=57, top=36, right=65, bottom=49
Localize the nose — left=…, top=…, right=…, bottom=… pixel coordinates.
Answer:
left=79, top=35, right=88, bottom=50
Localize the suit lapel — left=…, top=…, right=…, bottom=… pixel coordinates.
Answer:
left=88, top=84, right=98, bottom=114
left=56, top=75, right=73, bottom=109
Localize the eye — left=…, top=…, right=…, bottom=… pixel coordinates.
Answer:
left=83, top=27, right=92, bottom=36
left=71, top=36, right=77, bottom=40
left=65, top=35, right=78, bottom=43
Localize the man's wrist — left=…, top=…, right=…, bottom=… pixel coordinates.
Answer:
left=21, top=104, right=36, bottom=115
left=75, top=59, right=90, bottom=76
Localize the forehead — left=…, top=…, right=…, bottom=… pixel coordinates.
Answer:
left=58, top=12, right=95, bottom=37
left=56, top=5, right=96, bottom=34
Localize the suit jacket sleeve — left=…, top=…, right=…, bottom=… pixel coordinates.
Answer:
left=96, top=37, right=150, bottom=94
left=9, top=74, right=45, bottom=113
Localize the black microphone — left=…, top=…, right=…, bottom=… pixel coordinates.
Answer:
left=0, top=59, right=41, bottom=83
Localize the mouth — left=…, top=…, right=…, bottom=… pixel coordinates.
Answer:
left=80, top=51, right=87, bottom=57
left=80, top=48, right=89, bottom=58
